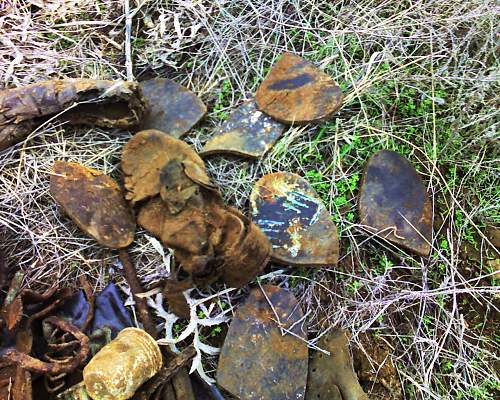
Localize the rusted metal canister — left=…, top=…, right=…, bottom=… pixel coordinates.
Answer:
left=83, top=328, right=163, bottom=400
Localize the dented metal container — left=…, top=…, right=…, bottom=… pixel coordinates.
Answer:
left=83, top=328, right=163, bottom=400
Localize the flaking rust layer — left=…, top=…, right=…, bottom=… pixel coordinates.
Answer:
left=201, top=101, right=285, bottom=158
left=0, top=79, right=145, bottom=151
left=139, top=78, right=206, bottom=138
left=255, top=53, right=343, bottom=124
left=217, top=285, right=308, bottom=400
left=50, top=161, right=135, bottom=249
left=358, top=150, right=433, bottom=256
left=250, top=172, right=339, bottom=266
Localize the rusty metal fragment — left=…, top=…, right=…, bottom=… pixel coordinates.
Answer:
left=255, top=53, right=343, bottom=124
left=50, top=161, right=135, bottom=249
left=139, top=79, right=207, bottom=138
left=83, top=328, right=163, bottom=400
left=250, top=172, right=339, bottom=266
left=217, top=285, right=308, bottom=400
left=162, top=278, right=192, bottom=319
left=305, top=329, right=368, bottom=400
left=0, top=79, right=145, bottom=151
left=122, top=129, right=213, bottom=205
left=201, top=101, right=285, bottom=158
left=358, top=150, right=433, bottom=256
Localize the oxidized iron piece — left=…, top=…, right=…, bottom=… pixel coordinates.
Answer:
left=124, top=130, right=271, bottom=291
left=50, top=161, right=135, bottom=249
left=139, top=78, right=207, bottom=138
left=250, top=172, right=339, bottom=266
left=201, top=101, right=285, bottom=158
left=217, top=285, right=308, bottom=400
left=121, top=129, right=214, bottom=205
left=0, top=79, right=145, bottom=151
left=305, top=329, right=368, bottom=400
left=255, top=53, right=343, bottom=124
left=358, top=150, right=432, bottom=256
left=83, top=328, right=163, bottom=400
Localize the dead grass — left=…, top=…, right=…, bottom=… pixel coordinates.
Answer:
left=0, top=0, right=499, bottom=399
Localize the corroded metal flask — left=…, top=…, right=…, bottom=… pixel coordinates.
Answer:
left=83, top=327, right=163, bottom=400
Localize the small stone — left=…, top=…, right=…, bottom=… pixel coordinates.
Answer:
left=217, top=285, right=308, bottom=400
left=358, top=150, right=433, bottom=256
left=250, top=172, right=339, bottom=266
left=201, top=101, right=285, bottom=158
left=255, top=53, right=343, bottom=124
left=50, top=161, right=135, bottom=249
left=139, top=78, right=207, bottom=138
left=306, top=329, right=368, bottom=400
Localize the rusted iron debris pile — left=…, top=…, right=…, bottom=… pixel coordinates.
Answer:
left=0, top=52, right=431, bottom=399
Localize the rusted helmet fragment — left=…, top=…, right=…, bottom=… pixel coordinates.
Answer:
left=121, top=129, right=213, bottom=205
left=250, top=172, right=339, bottom=266
left=255, top=53, right=343, bottom=124
left=306, top=329, right=368, bottom=400
left=358, top=150, right=432, bottom=256
left=0, top=79, right=145, bottom=151
left=139, top=78, right=206, bottom=138
left=201, top=101, right=285, bottom=158
left=50, top=161, right=135, bottom=249
left=217, top=285, right=308, bottom=399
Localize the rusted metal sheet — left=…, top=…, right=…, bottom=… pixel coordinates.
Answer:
left=50, top=161, right=135, bottom=249
left=305, top=329, right=368, bottom=400
left=255, top=53, right=343, bottom=124
left=139, top=79, right=206, bottom=138
left=250, top=172, right=339, bottom=266
left=217, top=285, right=308, bottom=400
left=121, top=129, right=211, bottom=205
left=201, top=101, right=285, bottom=158
left=358, top=150, right=433, bottom=256
left=0, top=79, right=145, bottom=151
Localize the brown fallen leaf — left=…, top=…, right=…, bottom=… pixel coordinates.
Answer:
left=50, top=161, right=136, bottom=249
left=0, top=79, right=145, bottom=151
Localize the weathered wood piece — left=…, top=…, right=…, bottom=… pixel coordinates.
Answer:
left=358, top=150, right=432, bottom=256
left=217, top=285, right=308, bottom=400
left=250, top=172, right=339, bottom=266
left=50, top=161, right=135, bottom=249
left=201, top=101, right=285, bottom=158
left=139, top=79, right=206, bottom=138
left=255, top=53, right=343, bottom=124
left=0, top=79, right=145, bottom=151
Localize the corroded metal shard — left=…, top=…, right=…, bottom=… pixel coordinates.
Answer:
left=217, top=285, right=308, bottom=400
left=250, top=172, right=339, bottom=266
left=359, top=150, right=432, bottom=256
left=139, top=78, right=207, bottom=138
left=255, top=53, right=343, bottom=124
left=50, top=161, right=135, bottom=249
left=305, top=329, right=368, bottom=400
left=0, top=79, right=145, bottom=151
left=201, top=101, right=285, bottom=158
left=121, top=129, right=212, bottom=204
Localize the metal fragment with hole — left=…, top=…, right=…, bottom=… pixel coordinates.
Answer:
left=255, top=53, right=343, bottom=124
left=358, top=150, right=433, bottom=256
left=50, top=161, right=135, bottom=249
left=217, top=285, right=308, bottom=400
left=139, top=78, right=206, bottom=138
left=250, top=172, right=339, bottom=266
left=201, top=101, right=285, bottom=158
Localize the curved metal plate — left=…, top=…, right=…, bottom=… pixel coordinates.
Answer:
left=50, top=161, right=135, bottom=249
left=255, top=53, right=343, bottom=124
left=201, top=101, right=285, bottom=158
left=250, top=172, right=339, bottom=266
left=139, top=78, right=206, bottom=138
left=217, top=285, right=308, bottom=400
left=358, top=150, right=432, bottom=256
